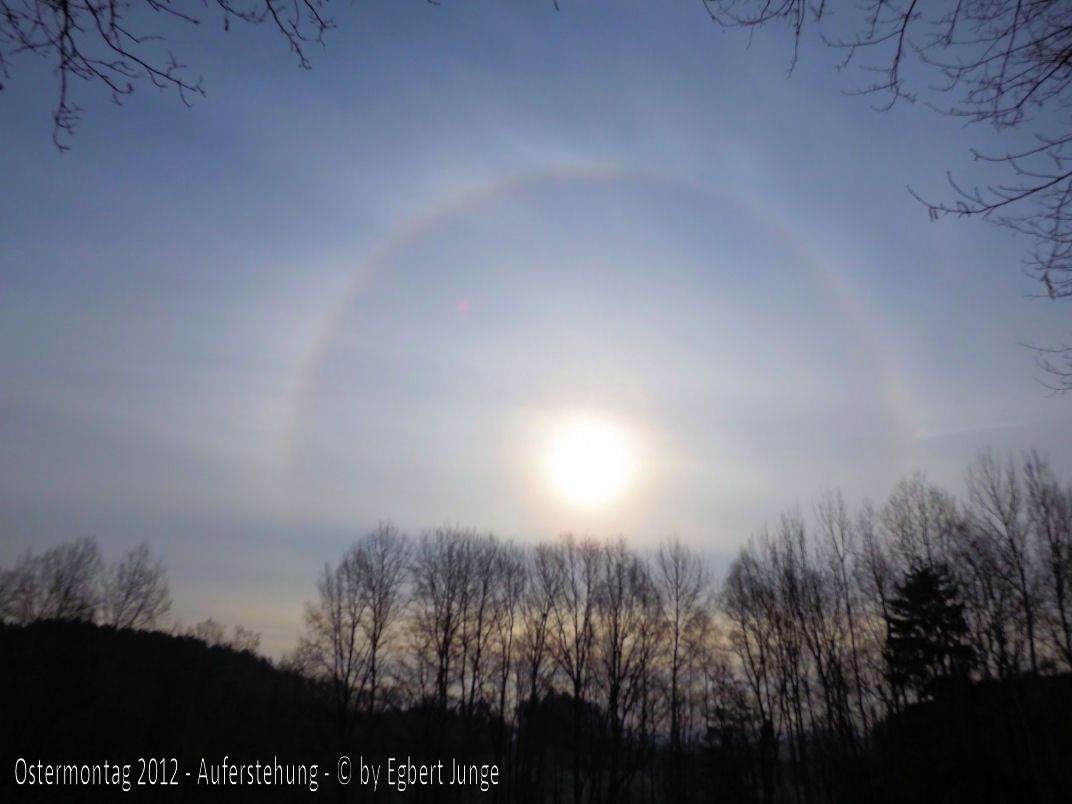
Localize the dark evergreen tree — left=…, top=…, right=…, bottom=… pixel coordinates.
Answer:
left=885, top=563, right=975, bottom=702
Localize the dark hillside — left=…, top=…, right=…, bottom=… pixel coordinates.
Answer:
left=0, top=620, right=328, bottom=802
left=873, top=674, right=1072, bottom=804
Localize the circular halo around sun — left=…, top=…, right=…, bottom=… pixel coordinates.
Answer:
left=547, top=417, right=634, bottom=507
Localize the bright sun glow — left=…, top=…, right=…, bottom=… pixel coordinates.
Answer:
left=547, top=417, right=633, bottom=507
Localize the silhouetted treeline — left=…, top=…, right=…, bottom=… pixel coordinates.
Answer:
left=0, top=538, right=171, bottom=628
left=3, top=450, right=1072, bottom=802
left=0, top=537, right=262, bottom=652
left=290, top=450, right=1072, bottom=803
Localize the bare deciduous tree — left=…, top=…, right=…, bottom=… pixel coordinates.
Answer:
left=457, top=532, right=501, bottom=720
left=722, top=536, right=782, bottom=804
left=37, top=536, right=102, bottom=621
left=517, top=542, right=560, bottom=706
left=816, top=491, right=873, bottom=740
left=101, top=542, right=171, bottom=630
left=707, top=0, right=1072, bottom=386
left=409, top=525, right=473, bottom=716
left=547, top=533, right=602, bottom=804
left=189, top=617, right=227, bottom=647
left=654, top=534, right=711, bottom=793
left=297, top=522, right=409, bottom=746
left=1023, top=451, right=1072, bottom=670
left=491, top=540, right=527, bottom=725
left=1, top=537, right=172, bottom=629
left=594, top=539, right=661, bottom=802
left=2, top=0, right=335, bottom=148
left=967, top=450, right=1041, bottom=674
left=354, top=522, right=410, bottom=715
left=882, top=473, right=961, bottom=572
left=230, top=625, right=261, bottom=654
left=186, top=617, right=261, bottom=654
left=0, top=551, right=47, bottom=624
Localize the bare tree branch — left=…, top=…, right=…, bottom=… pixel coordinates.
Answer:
left=705, top=0, right=1072, bottom=387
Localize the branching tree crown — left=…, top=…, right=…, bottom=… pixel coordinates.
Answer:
left=1, top=0, right=334, bottom=149
left=102, top=541, right=172, bottom=630
left=0, top=536, right=171, bottom=629
left=706, top=0, right=1072, bottom=387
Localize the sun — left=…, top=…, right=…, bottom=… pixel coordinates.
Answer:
left=547, top=417, right=633, bottom=507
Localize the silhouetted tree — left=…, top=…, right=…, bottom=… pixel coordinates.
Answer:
left=409, top=525, right=474, bottom=718
left=512, top=543, right=558, bottom=802
left=518, top=543, right=559, bottom=705
left=0, top=538, right=179, bottom=631
left=456, top=531, right=502, bottom=721
left=0, top=551, right=44, bottom=624
left=185, top=617, right=261, bottom=653
left=547, top=534, right=602, bottom=804
left=229, top=624, right=262, bottom=654
left=7, top=536, right=104, bottom=622
left=354, top=522, right=411, bottom=715
left=722, top=534, right=784, bottom=804
left=189, top=616, right=227, bottom=646
left=296, top=523, right=409, bottom=748
left=882, top=473, right=962, bottom=571
left=1024, top=451, right=1072, bottom=669
left=816, top=491, right=874, bottom=744
left=654, top=535, right=711, bottom=800
left=101, top=542, right=171, bottom=630
left=2, top=0, right=334, bottom=148
left=967, top=451, right=1041, bottom=675
left=706, top=0, right=1072, bottom=386
left=593, top=539, right=659, bottom=802
left=885, top=563, right=975, bottom=703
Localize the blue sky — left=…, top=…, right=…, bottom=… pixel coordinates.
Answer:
left=3, top=1, right=1071, bottom=654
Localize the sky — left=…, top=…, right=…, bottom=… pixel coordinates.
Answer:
left=3, top=1, right=1072, bottom=656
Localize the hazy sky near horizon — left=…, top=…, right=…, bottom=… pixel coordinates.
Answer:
left=3, top=1, right=1072, bottom=654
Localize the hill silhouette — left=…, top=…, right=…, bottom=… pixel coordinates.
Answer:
left=873, top=673, right=1072, bottom=804
left=3, top=618, right=1072, bottom=802
left=0, top=620, right=328, bottom=802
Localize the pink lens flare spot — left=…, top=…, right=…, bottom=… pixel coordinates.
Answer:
left=456, top=300, right=471, bottom=313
